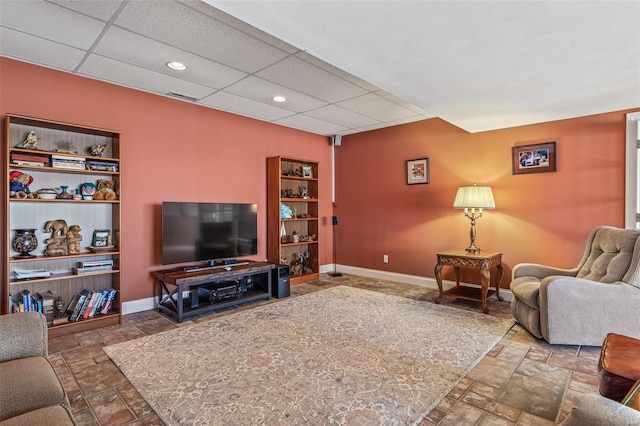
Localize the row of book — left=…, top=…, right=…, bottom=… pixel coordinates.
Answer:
left=10, top=290, right=55, bottom=325
left=10, top=153, right=118, bottom=172
left=66, top=289, right=118, bottom=322
left=9, top=288, right=118, bottom=325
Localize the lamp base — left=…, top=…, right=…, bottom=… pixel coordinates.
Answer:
left=465, top=246, right=482, bottom=254
left=327, top=272, right=343, bottom=277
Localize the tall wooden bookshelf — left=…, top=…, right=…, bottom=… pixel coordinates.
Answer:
left=2, top=114, right=121, bottom=337
left=267, top=156, right=319, bottom=285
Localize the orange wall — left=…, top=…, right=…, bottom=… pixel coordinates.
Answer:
left=334, top=112, right=633, bottom=288
left=0, top=58, right=333, bottom=302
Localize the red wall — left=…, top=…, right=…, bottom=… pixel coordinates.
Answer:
left=334, top=112, right=634, bottom=288
left=0, top=58, right=333, bottom=303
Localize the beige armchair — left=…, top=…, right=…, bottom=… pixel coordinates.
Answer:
left=0, top=312, right=75, bottom=425
left=510, top=226, right=640, bottom=345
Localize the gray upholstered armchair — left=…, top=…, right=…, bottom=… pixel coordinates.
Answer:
left=510, top=226, right=640, bottom=345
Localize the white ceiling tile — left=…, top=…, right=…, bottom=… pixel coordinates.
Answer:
left=294, top=51, right=379, bottom=92
left=257, top=56, right=368, bottom=103
left=78, top=55, right=216, bottom=100
left=188, top=0, right=299, bottom=54
left=199, top=91, right=294, bottom=122
left=94, top=27, right=246, bottom=89
left=304, top=105, right=379, bottom=129
left=375, top=91, right=432, bottom=115
left=114, top=0, right=289, bottom=73
left=336, top=93, right=419, bottom=122
left=0, top=27, right=86, bottom=71
left=0, top=0, right=105, bottom=49
left=276, top=114, right=349, bottom=136
left=48, top=0, right=124, bottom=21
left=224, top=76, right=327, bottom=113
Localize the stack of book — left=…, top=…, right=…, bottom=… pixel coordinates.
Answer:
left=87, top=160, right=118, bottom=172
left=11, top=152, right=50, bottom=167
left=51, top=154, right=86, bottom=170
left=65, top=288, right=118, bottom=321
left=73, top=259, right=113, bottom=275
left=13, top=269, right=52, bottom=280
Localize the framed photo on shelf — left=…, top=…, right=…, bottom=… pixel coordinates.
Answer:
left=301, top=165, right=313, bottom=178
left=92, top=229, right=111, bottom=247
left=406, top=158, right=429, bottom=185
left=512, top=141, right=556, bottom=175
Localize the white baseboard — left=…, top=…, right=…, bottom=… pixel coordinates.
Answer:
left=322, top=263, right=513, bottom=302
left=122, top=265, right=512, bottom=315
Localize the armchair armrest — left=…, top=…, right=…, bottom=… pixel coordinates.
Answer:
left=561, top=393, right=640, bottom=425
left=513, top=263, right=579, bottom=280
left=0, top=312, right=48, bottom=362
left=539, top=278, right=640, bottom=345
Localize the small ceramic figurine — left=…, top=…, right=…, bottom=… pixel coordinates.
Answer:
left=90, top=143, right=107, bottom=157
left=16, top=131, right=38, bottom=148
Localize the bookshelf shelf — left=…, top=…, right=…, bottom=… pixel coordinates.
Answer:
left=2, top=114, right=122, bottom=336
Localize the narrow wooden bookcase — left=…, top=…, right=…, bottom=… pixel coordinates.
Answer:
left=2, top=114, right=122, bottom=337
left=267, top=156, right=319, bottom=285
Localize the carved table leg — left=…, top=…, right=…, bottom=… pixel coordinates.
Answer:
left=479, top=267, right=491, bottom=314
left=434, top=262, right=444, bottom=304
left=495, top=263, right=504, bottom=301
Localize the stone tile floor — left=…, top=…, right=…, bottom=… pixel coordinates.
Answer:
left=48, top=274, right=602, bottom=425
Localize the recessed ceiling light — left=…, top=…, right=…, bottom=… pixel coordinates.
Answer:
left=272, top=95, right=287, bottom=102
left=166, top=61, right=187, bottom=71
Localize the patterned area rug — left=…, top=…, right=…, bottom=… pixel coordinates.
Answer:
left=104, top=286, right=514, bottom=425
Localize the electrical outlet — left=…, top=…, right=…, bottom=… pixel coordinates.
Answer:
left=383, top=255, right=389, bottom=263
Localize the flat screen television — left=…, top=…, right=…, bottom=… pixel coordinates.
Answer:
left=162, top=202, right=258, bottom=265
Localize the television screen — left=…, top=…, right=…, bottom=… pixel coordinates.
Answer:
left=162, top=202, right=258, bottom=265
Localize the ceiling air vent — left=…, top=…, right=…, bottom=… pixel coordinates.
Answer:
left=166, top=92, right=198, bottom=102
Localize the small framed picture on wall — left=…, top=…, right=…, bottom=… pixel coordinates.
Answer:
left=406, top=158, right=430, bottom=185
left=512, top=141, right=556, bottom=175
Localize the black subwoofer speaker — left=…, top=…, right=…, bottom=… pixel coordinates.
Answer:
left=271, top=264, right=290, bottom=299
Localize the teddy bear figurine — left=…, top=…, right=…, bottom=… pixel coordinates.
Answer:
left=9, top=171, right=36, bottom=198
left=93, top=179, right=117, bottom=201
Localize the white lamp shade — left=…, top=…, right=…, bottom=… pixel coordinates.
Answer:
left=453, top=185, right=495, bottom=209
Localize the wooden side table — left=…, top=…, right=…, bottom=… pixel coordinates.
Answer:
left=434, top=249, right=504, bottom=314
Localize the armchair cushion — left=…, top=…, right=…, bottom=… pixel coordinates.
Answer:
left=577, top=227, right=637, bottom=282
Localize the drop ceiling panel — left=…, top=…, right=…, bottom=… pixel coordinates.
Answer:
left=48, top=0, right=124, bottom=21
left=0, top=0, right=106, bottom=50
left=199, top=91, right=294, bottom=122
left=337, top=93, right=420, bottom=122
left=304, top=105, right=379, bottom=129
left=256, top=56, right=368, bottom=103
left=79, top=55, right=216, bottom=100
left=94, top=27, right=247, bottom=89
left=295, top=51, right=380, bottom=92
left=224, top=76, right=327, bottom=113
left=181, top=0, right=299, bottom=54
left=276, top=114, right=348, bottom=136
left=0, top=27, right=86, bottom=71
left=114, top=0, right=290, bottom=73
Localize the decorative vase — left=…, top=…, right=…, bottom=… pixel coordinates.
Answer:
left=57, top=186, right=72, bottom=199
left=11, top=229, right=38, bottom=258
left=280, top=222, right=288, bottom=243
left=81, top=182, right=96, bottom=200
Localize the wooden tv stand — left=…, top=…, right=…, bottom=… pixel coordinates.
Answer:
left=153, top=261, right=275, bottom=323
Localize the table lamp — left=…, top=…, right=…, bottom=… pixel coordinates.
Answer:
left=453, top=184, right=495, bottom=253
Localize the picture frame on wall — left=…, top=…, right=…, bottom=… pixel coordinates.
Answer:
left=406, top=158, right=430, bottom=185
left=512, top=141, right=556, bottom=175
left=92, top=229, right=112, bottom=247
